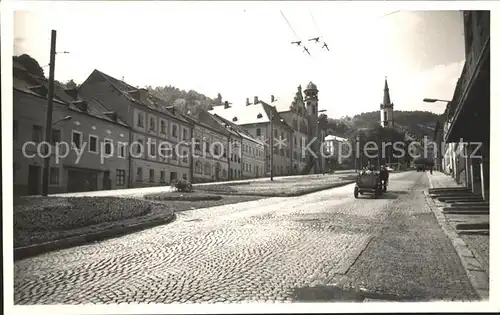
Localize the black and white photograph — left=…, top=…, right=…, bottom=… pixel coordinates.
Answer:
left=2, top=1, right=497, bottom=314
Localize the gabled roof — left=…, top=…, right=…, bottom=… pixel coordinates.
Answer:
left=211, top=113, right=264, bottom=145
left=13, top=65, right=128, bottom=127
left=91, top=70, right=188, bottom=124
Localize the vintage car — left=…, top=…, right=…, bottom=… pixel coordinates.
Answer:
left=354, top=170, right=385, bottom=199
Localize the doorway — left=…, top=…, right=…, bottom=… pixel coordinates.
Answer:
left=28, top=165, right=41, bottom=195
left=103, top=171, right=111, bottom=190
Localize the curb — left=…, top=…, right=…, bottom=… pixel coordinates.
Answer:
left=144, top=195, right=223, bottom=201
left=424, top=177, right=489, bottom=300
left=280, top=180, right=356, bottom=197
left=198, top=180, right=356, bottom=198
left=14, top=211, right=176, bottom=261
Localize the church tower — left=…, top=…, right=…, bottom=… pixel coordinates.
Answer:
left=304, top=81, right=321, bottom=173
left=380, top=77, right=394, bottom=128
left=304, top=82, right=319, bottom=118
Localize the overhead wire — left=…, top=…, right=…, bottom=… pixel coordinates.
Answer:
left=309, top=11, right=322, bottom=40
left=280, top=10, right=301, bottom=41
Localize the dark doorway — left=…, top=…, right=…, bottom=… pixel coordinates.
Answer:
left=215, top=163, right=221, bottom=181
left=28, top=165, right=41, bottom=195
left=170, top=172, right=177, bottom=183
left=67, top=169, right=99, bottom=192
left=103, top=171, right=111, bottom=190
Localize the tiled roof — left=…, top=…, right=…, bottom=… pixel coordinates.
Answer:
left=94, top=70, right=189, bottom=124
left=209, top=102, right=271, bottom=125
left=13, top=66, right=128, bottom=127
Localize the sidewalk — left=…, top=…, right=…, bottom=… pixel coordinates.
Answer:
left=425, top=171, right=489, bottom=300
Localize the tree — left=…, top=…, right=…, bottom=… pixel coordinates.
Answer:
left=13, top=54, right=45, bottom=78
left=65, top=79, right=78, bottom=89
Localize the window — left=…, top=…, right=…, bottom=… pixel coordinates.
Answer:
left=171, top=147, right=177, bottom=160
left=104, top=139, right=113, bottom=155
left=49, top=167, right=59, bottom=184
left=136, top=139, right=144, bottom=154
left=149, top=169, right=155, bottom=182
left=256, top=128, right=261, bottom=136
left=195, top=161, right=202, bottom=174
left=183, top=128, right=188, bottom=141
left=204, top=162, right=211, bottom=175
left=160, top=120, right=166, bottom=134
left=195, top=139, right=201, bottom=150
left=160, top=145, right=169, bottom=159
left=293, top=119, right=298, bottom=130
left=172, top=124, right=178, bottom=138
left=182, top=151, right=188, bottom=163
left=204, top=139, right=210, bottom=153
left=14, top=120, right=18, bottom=140
left=280, top=132, right=284, bottom=140
left=149, top=116, right=156, bottom=131
left=136, top=167, right=143, bottom=181
left=384, top=111, right=388, bottom=122
left=160, top=170, right=166, bottom=182
left=118, top=142, right=126, bottom=158
left=137, top=112, right=144, bottom=128
left=150, top=141, right=156, bottom=157
left=116, top=169, right=126, bottom=186
left=214, top=144, right=219, bottom=156
left=182, top=173, right=188, bottom=180
left=89, top=135, right=98, bottom=153
left=51, top=129, right=61, bottom=145
left=72, top=131, right=83, bottom=149
left=32, top=125, right=43, bottom=143
left=250, top=164, right=252, bottom=172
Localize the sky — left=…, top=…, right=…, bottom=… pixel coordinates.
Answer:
left=12, top=2, right=466, bottom=118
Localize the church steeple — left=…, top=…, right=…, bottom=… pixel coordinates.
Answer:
left=380, top=76, right=394, bottom=128
left=382, top=76, right=392, bottom=106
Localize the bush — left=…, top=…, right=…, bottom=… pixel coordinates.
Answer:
left=171, top=179, right=193, bottom=192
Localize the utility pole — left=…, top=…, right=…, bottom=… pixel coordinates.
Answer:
left=42, top=30, right=57, bottom=196
left=270, top=110, right=274, bottom=181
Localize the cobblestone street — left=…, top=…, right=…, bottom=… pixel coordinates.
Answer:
left=14, top=171, right=478, bottom=304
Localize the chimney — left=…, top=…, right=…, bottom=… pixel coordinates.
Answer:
left=246, top=98, right=250, bottom=106
left=138, top=88, right=148, bottom=101
left=224, top=101, right=230, bottom=109
left=271, top=95, right=275, bottom=103
left=254, top=96, right=259, bottom=104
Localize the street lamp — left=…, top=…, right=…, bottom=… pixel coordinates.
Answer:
left=423, top=98, right=451, bottom=103
left=52, top=115, right=72, bottom=125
